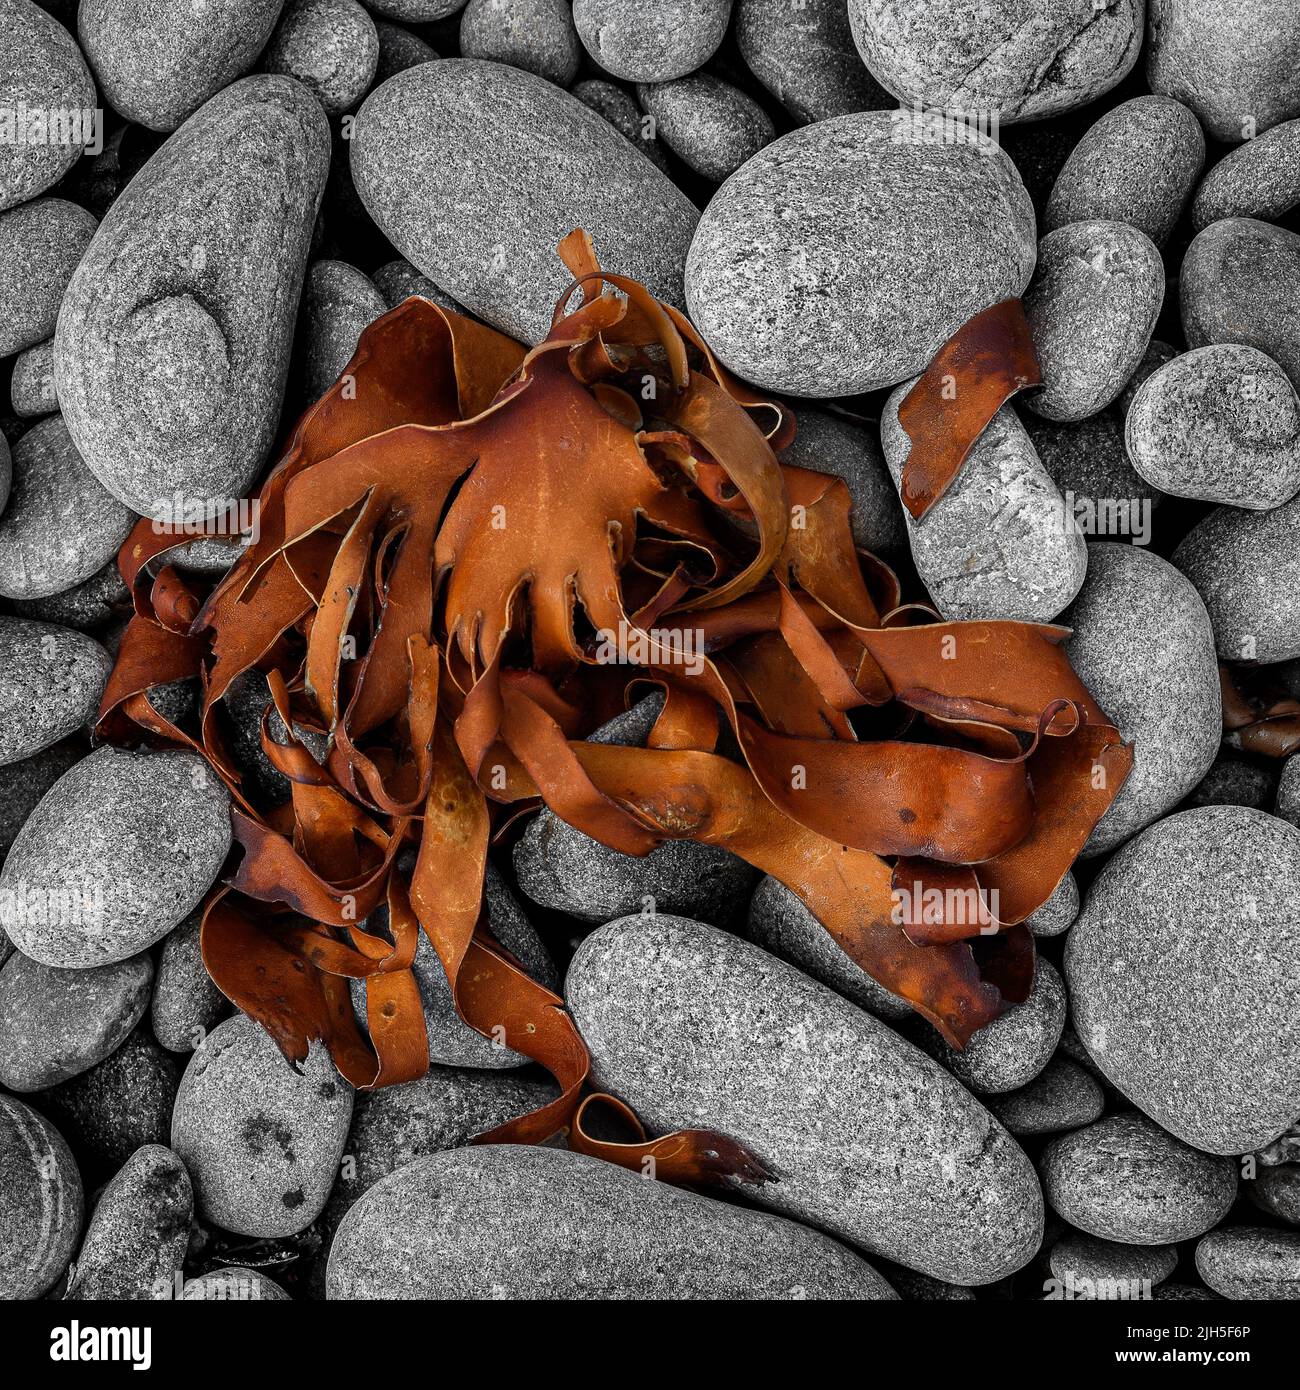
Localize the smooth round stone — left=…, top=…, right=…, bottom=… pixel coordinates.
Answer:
left=745, top=875, right=909, bottom=1022
left=1173, top=499, right=1300, bottom=662
left=1068, top=806, right=1300, bottom=1154
left=1022, top=221, right=1165, bottom=423
left=374, top=21, right=438, bottom=84
left=736, top=0, right=886, bottom=125
left=1027, top=413, right=1163, bottom=540
left=172, top=1011, right=353, bottom=1238
left=11, top=339, right=57, bottom=418
left=0, top=199, right=98, bottom=357
left=0, top=416, right=136, bottom=602
left=1026, top=871, right=1079, bottom=937
left=0, top=1, right=97, bottom=211
left=1181, top=218, right=1300, bottom=390
left=686, top=111, right=1036, bottom=397
left=460, top=0, right=579, bottom=87
left=572, top=0, right=731, bottom=83
left=77, top=0, right=288, bottom=131
left=151, top=909, right=228, bottom=1053
left=371, top=256, right=459, bottom=312
left=0, top=745, right=232, bottom=968
left=0, top=950, right=152, bottom=1091
left=0, top=739, right=82, bottom=861
left=1045, top=96, right=1205, bottom=247
left=1186, top=752, right=1274, bottom=811
left=0, top=1096, right=82, bottom=1299
left=1193, top=118, right=1300, bottom=231
left=1042, top=1112, right=1238, bottom=1243
left=1195, top=1226, right=1300, bottom=1300
left=1128, top=345, right=1300, bottom=508
left=1058, top=544, right=1220, bottom=855
left=572, top=78, right=668, bottom=172
left=265, top=0, right=378, bottom=115
left=328, top=1144, right=896, bottom=1299
left=55, top=75, right=331, bottom=521
left=1251, top=1165, right=1300, bottom=1224
left=990, top=1054, right=1105, bottom=1136
left=297, top=259, right=387, bottom=403
left=0, top=617, right=110, bottom=766
left=881, top=394, right=1087, bottom=623
left=352, top=59, right=700, bottom=345
left=1147, top=0, right=1300, bottom=145
left=567, top=915, right=1044, bottom=1285
left=637, top=75, right=774, bottom=183
left=64, top=1145, right=192, bottom=1300
left=1277, top=756, right=1300, bottom=828
left=182, top=1266, right=291, bottom=1301
left=847, top=0, right=1143, bottom=124
left=1049, top=1233, right=1178, bottom=1300
left=1119, top=337, right=1181, bottom=417
left=12, top=562, right=130, bottom=634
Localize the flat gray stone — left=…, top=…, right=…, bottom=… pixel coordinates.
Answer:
left=78, top=0, right=287, bottom=131
left=0, top=198, right=98, bottom=356
left=151, top=909, right=228, bottom=1053
left=296, top=258, right=387, bottom=403
left=567, top=915, right=1044, bottom=1285
left=172, top=1011, right=353, bottom=1237
left=847, top=0, right=1143, bottom=124
left=373, top=21, right=438, bottom=85
left=1186, top=751, right=1274, bottom=812
left=0, top=1095, right=82, bottom=1299
left=1045, top=96, right=1205, bottom=247
left=0, top=949, right=152, bottom=1091
left=65, top=1144, right=192, bottom=1300
left=265, top=0, right=379, bottom=115
left=1067, top=805, right=1300, bottom=1154
left=0, top=745, right=232, bottom=968
left=460, top=0, right=579, bottom=87
left=55, top=75, right=331, bottom=520
left=637, top=75, right=774, bottom=183
left=0, top=617, right=110, bottom=766
left=1195, top=1226, right=1300, bottom=1300
left=881, top=393, right=1087, bottom=623
left=328, top=1144, right=897, bottom=1299
left=572, top=78, right=669, bottom=171
left=11, top=339, right=57, bottom=418
left=990, top=1054, right=1105, bottom=1136
left=352, top=59, right=699, bottom=345
left=1058, top=543, right=1220, bottom=855
left=1049, top=1232, right=1177, bottom=1300
left=686, top=110, right=1036, bottom=396
left=0, top=738, right=82, bottom=861
left=1026, top=871, right=1079, bottom=937
left=1022, top=220, right=1165, bottom=423
left=1193, top=117, right=1300, bottom=231
left=572, top=0, right=730, bottom=83
left=182, top=1266, right=291, bottom=1300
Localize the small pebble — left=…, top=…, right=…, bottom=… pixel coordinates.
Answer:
left=152, top=910, right=229, bottom=1053
left=459, top=0, right=580, bottom=88
left=1185, top=751, right=1275, bottom=811
left=0, top=1095, right=82, bottom=1299
left=1193, top=117, right=1300, bottom=231
left=297, top=259, right=388, bottom=403
left=990, top=1054, right=1105, bottom=1137
left=572, top=0, right=731, bottom=83
left=1025, top=872, right=1079, bottom=938
left=1048, top=1232, right=1177, bottom=1300
left=265, top=0, right=380, bottom=115
left=10, top=339, right=57, bottom=418
left=182, top=1266, right=291, bottom=1300
left=636, top=75, right=774, bottom=183
left=0, top=198, right=98, bottom=357
left=1250, top=1164, right=1300, bottom=1225
left=0, top=739, right=82, bottom=860
left=373, top=22, right=438, bottom=85
left=0, top=616, right=110, bottom=767
left=1195, top=1226, right=1300, bottom=1300
left=572, top=78, right=669, bottom=171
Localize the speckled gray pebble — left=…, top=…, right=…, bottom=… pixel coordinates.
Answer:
left=77, top=0, right=288, bottom=131
left=0, top=416, right=136, bottom=601
left=1195, top=1226, right=1300, bottom=1300
left=65, top=1145, right=192, bottom=1300
left=172, top=1011, right=352, bottom=1238
left=572, top=79, right=668, bottom=172
left=12, top=562, right=130, bottom=633
left=352, top=59, right=699, bottom=344
left=687, top=111, right=1036, bottom=396
left=1045, top=96, right=1205, bottom=246
left=365, top=0, right=462, bottom=17
left=371, top=257, right=460, bottom=312
left=572, top=0, right=731, bottom=83
left=847, top=0, right=1143, bottom=124
left=1276, top=756, right=1300, bottom=827
left=0, top=199, right=98, bottom=357
left=0, top=433, right=9, bottom=512
left=11, top=339, right=57, bottom=418
left=1026, top=872, right=1079, bottom=937
left=0, top=739, right=81, bottom=861
left=1186, top=751, right=1274, bottom=811
left=1147, top=0, right=1300, bottom=145
left=0, top=745, right=232, bottom=968
left=0, top=1, right=97, bottom=211
left=1193, top=117, right=1300, bottom=233
left=55, top=75, right=331, bottom=520
left=1119, top=337, right=1181, bottom=417
left=1068, top=805, right=1300, bottom=1154
left=990, top=1054, right=1105, bottom=1136
left=460, top=0, right=579, bottom=87
left=297, top=259, right=387, bottom=403
left=265, top=0, right=378, bottom=115
left=0, top=950, right=152, bottom=1091
left=1059, top=543, right=1220, bottom=854
left=1023, top=221, right=1164, bottom=423
left=1026, top=413, right=1163, bottom=538
left=183, top=1266, right=291, bottom=1300
left=373, top=21, right=438, bottom=84
left=1157, top=1282, right=1222, bottom=1300
left=567, top=915, right=1044, bottom=1284
left=1049, top=1232, right=1177, bottom=1298
left=328, top=1144, right=896, bottom=1299
left=0, top=1095, right=82, bottom=1299
left=1250, top=1165, right=1300, bottom=1225
left=151, top=910, right=228, bottom=1053
left=881, top=393, right=1086, bottom=623
left=636, top=75, right=774, bottom=183
left=0, top=616, right=110, bottom=766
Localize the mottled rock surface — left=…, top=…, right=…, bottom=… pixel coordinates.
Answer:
left=0, top=198, right=98, bottom=356
left=636, top=75, right=774, bottom=182
left=572, top=0, right=731, bottom=83
left=459, top=0, right=579, bottom=87
left=1195, top=1226, right=1300, bottom=1300
left=151, top=910, right=228, bottom=1053
left=990, top=1054, right=1105, bottom=1136
left=1192, top=116, right=1300, bottom=230
left=0, top=617, right=110, bottom=766
left=264, top=0, right=379, bottom=116
left=0, top=1095, right=82, bottom=1299
left=1049, top=1233, right=1177, bottom=1299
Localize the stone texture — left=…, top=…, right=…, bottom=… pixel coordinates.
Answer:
left=1068, top=805, right=1300, bottom=1154
left=1025, top=871, right=1079, bottom=937
left=371, top=256, right=459, bottom=311
left=1025, top=413, right=1163, bottom=542
left=364, top=0, right=462, bottom=16
left=0, top=198, right=98, bottom=357
left=990, top=1054, right=1105, bottom=1136
left=1186, top=751, right=1274, bottom=811
left=12, top=562, right=130, bottom=633
left=328, top=1144, right=897, bottom=1299
left=1277, top=755, right=1300, bottom=828
left=1195, top=1226, right=1300, bottom=1300
left=182, top=1266, right=291, bottom=1300
left=1193, top=117, right=1300, bottom=231
left=1118, top=337, right=1180, bottom=417
left=572, top=0, right=731, bottom=83
left=636, top=75, right=774, bottom=183
left=0, top=1095, right=82, bottom=1299
left=686, top=111, right=1036, bottom=396
left=265, top=0, right=379, bottom=115
left=1250, top=1165, right=1300, bottom=1225
left=0, top=738, right=82, bottom=861
left=0, top=617, right=110, bottom=766
left=572, top=78, right=668, bottom=172
left=151, top=910, right=228, bottom=1053
left=1048, top=1233, right=1178, bottom=1299
left=11, top=339, right=57, bottom=418
left=459, top=0, right=579, bottom=87
left=296, top=258, right=387, bottom=403
left=373, top=22, right=438, bottom=85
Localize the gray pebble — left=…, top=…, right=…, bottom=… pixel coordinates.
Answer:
left=1058, top=543, right=1220, bottom=855
left=1045, top=96, right=1205, bottom=247
left=1250, top=1165, right=1300, bottom=1225
left=0, top=199, right=98, bottom=358
left=572, top=0, right=731, bottom=83
left=297, top=259, right=387, bottom=403
left=1026, top=871, right=1079, bottom=937
left=371, top=256, right=459, bottom=311
left=172, top=1011, right=352, bottom=1238
left=886, top=1268, right=976, bottom=1301
left=165, top=535, right=247, bottom=577
left=65, top=1144, right=192, bottom=1300
left=1022, top=220, right=1165, bottom=423
left=0, top=415, right=136, bottom=601
left=55, top=75, right=331, bottom=520
left=566, top=915, right=1044, bottom=1285
left=990, top=1054, right=1105, bottom=1137
left=365, top=0, right=462, bottom=16
left=11, top=339, right=57, bottom=418
left=1067, top=805, right=1300, bottom=1154
left=328, top=1143, right=896, bottom=1299
left=151, top=909, right=228, bottom=1053
left=1118, top=337, right=1181, bottom=417
left=460, top=0, right=579, bottom=87
left=1156, top=1282, right=1222, bottom=1301
left=12, top=561, right=130, bottom=633
left=1195, top=1226, right=1300, bottom=1300
left=1277, top=756, right=1300, bottom=828
left=182, top=1266, right=291, bottom=1300
left=373, top=21, right=438, bottom=85
left=0, top=432, right=8, bottom=512
left=0, top=745, right=231, bottom=968
left=0, top=949, right=152, bottom=1091
left=77, top=0, right=287, bottom=131
left=265, top=0, right=379, bottom=115
left=847, top=0, right=1143, bottom=124
left=0, top=616, right=110, bottom=766
left=572, top=78, right=669, bottom=171
left=1049, top=1232, right=1177, bottom=1300
left=1193, top=118, right=1300, bottom=231
left=0, top=739, right=82, bottom=864
left=686, top=110, right=1036, bottom=396
left=352, top=59, right=699, bottom=344
left=1026, top=413, right=1163, bottom=541
left=0, top=1095, right=82, bottom=1299
left=1185, top=751, right=1274, bottom=811
left=637, top=75, right=774, bottom=183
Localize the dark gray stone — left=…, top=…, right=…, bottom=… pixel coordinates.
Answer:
left=0, top=198, right=98, bottom=356
left=636, top=75, right=774, bottom=183
left=990, top=1054, right=1105, bottom=1136
left=0, top=738, right=82, bottom=861
left=1026, top=871, right=1078, bottom=937
left=365, top=0, right=462, bottom=16
left=886, top=1268, right=976, bottom=1301
left=460, top=0, right=579, bottom=87
left=371, top=256, right=459, bottom=311
left=373, top=21, right=438, bottom=85
left=1193, top=117, right=1300, bottom=231
left=0, top=617, right=110, bottom=765
left=1048, top=1233, right=1177, bottom=1299
left=265, top=0, right=378, bottom=115
left=11, top=339, right=57, bottom=418
left=1195, top=1226, right=1300, bottom=1300
left=1185, top=751, right=1274, bottom=811
left=1118, top=337, right=1180, bottom=417
left=151, top=909, right=228, bottom=1053
left=1250, top=1164, right=1300, bottom=1225
left=297, top=259, right=387, bottom=403
left=572, top=78, right=668, bottom=171
left=12, top=561, right=130, bottom=633
left=0, top=1095, right=82, bottom=1299
left=1276, top=755, right=1300, bottom=827
left=182, top=1265, right=291, bottom=1300
left=572, top=0, right=730, bottom=83
left=1156, top=1282, right=1221, bottom=1300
